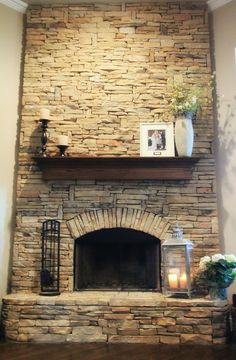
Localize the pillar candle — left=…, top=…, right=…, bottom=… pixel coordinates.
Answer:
left=40, top=108, right=50, bottom=119
left=179, top=273, right=187, bottom=288
left=57, top=135, right=69, bottom=146
left=168, top=273, right=178, bottom=289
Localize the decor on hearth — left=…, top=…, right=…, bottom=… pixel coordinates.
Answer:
left=140, top=122, right=175, bottom=157
left=40, top=220, right=60, bottom=296
left=162, top=224, right=193, bottom=298
left=198, top=254, right=236, bottom=300
left=57, top=134, right=69, bottom=157
left=39, top=108, right=50, bottom=157
left=168, top=84, right=202, bottom=157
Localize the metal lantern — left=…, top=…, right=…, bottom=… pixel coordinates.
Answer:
left=162, top=224, right=193, bottom=297
left=40, top=220, right=60, bottom=295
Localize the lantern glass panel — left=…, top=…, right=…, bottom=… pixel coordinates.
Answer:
left=162, top=225, right=193, bottom=297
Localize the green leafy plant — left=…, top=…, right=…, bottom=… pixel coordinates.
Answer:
left=198, top=254, right=236, bottom=299
left=168, top=84, right=202, bottom=117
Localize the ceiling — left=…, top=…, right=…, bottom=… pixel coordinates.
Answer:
left=19, top=0, right=209, bottom=5
left=1, top=0, right=231, bottom=13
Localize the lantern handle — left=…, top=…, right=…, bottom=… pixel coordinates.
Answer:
left=172, top=223, right=183, bottom=240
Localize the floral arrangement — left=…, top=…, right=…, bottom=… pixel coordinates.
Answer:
left=168, top=84, right=202, bottom=117
left=198, top=254, right=236, bottom=299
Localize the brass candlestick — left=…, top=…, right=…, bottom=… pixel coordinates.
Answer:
left=40, top=119, right=50, bottom=157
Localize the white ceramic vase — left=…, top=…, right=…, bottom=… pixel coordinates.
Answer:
left=174, top=114, right=194, bottom=157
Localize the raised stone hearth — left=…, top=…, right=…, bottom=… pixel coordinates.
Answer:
left=2, top=292, right=229, bottom=344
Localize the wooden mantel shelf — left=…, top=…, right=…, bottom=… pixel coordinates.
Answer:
left=33, top=156, right=200, bottom=181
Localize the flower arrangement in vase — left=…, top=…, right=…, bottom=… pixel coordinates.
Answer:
left=198, top=254, right=236, bottom=300
left=168, top=84, right=202, bottom=118
left=168, top=84, right=202, bottom=157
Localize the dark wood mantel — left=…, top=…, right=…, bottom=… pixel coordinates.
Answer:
left=33, top=156, right=200, bottom=181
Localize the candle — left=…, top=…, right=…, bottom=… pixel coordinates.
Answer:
left=168, top=273, right=178, bottom=289
left=180, top=273, right=187, bottom=288
left=57, top=135, right=69, bottom=146
left=40, top=108, right=50, bottom=119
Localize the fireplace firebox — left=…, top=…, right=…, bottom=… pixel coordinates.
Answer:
left=74, top=228, right=161, bottom=291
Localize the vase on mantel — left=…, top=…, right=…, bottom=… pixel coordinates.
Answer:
left=174, top=113, right=194, bottom=157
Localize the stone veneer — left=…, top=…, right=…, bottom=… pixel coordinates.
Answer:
left=3, top=1, right=225, bottom=345
left=2, top=293, right=229, bottom=344
left=14, top=0, right=217, bottom=294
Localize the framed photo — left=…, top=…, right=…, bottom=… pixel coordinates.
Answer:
left=140, top=122, right=175, bottom=157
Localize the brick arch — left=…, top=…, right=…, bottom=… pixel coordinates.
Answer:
left=67, top=208, right=171, bottom=241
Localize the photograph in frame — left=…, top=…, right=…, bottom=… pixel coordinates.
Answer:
left=140, top=122, right=175, bottom=157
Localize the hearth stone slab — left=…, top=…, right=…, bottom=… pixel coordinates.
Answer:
left=2, top=292, right=229, bottom=344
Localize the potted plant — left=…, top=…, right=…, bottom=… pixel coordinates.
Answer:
left=168, top=84, right=202, bottom=157
left=198, top=253, right=236, bottom=300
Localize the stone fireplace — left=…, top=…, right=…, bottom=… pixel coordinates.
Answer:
left=1, top=2, right=230, bottom=345
left=68, top=209, right=168, bottom=292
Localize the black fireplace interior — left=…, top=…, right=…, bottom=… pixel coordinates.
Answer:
left=74, top=228, right=161, bottom=291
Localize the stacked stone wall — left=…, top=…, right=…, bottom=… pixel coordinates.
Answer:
left=13, top=1, right=218, bottom=294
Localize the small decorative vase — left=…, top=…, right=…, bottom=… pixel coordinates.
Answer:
left=174, top=113, right=194, bottom=157
left=208, top=287, right=227, bottom=300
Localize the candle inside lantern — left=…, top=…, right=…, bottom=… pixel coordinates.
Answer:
left=168, top=273, right=178, bottom=289
left=179, top=273, right=187, bottom=288
left=57, top=135, right=69, bottom=146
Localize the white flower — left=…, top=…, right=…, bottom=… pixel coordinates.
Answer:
left=211, top=253, right=225, bottom=262
left=200, top=256, right=211, bottom=264
left=199, top=256, right=211, bottom=271
left=199, top=262, right=207, bottom=271
left=191, top=96, right=197, bottom=104
left=224, top=254, right=236, bottom=263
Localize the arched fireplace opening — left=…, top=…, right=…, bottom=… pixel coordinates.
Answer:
left=74, top=227, right=161, bottom=291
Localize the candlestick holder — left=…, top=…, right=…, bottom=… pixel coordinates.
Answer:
left=57, top=145, right=68, bottom=157
left=40, top=119, right=50, bottom=157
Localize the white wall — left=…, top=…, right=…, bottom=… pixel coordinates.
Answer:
left=0, top=4, right=23, bottom=309
left=213, top=0, right=236, bottom=299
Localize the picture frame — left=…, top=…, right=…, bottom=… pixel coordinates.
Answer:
left=140, top=122, right=175, bottom=157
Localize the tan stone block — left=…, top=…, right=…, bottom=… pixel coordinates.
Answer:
left=28, top=334, right=66, bottom=343
left=157, top=317, right=176, bottom=326
left=119, top=27, right=135, bottom=34
left=102, top=327, right=117, bottom=335
left=118, top=328, right=139, bottom=336
left=36, top=320, right=70, bottom=327
left=177, top=318, right=211, bottom=325
left=17, top=334, right=29, bottom=342
left=140, top=328, right=157, bottom=336
left=109, top=335, right=160, bottom=344
left=70, top=326, right=107, bottom=342
left=160, top=335, right=180, bottom=344
left=185, top=310, right=212, bottom=318
left=19, top=319, right=36, bottom=327
left=168, top=325, right=193, bottom=334
left=194, top=325, right=213, bottom=335
left=111, top=307, right=130, bottom=313
left=181, top=334, right=212, bottom=345
left=19, top=327, right=48, bottom=334
left=49, top=327, right=72, bottom=335
left=104, top=314, right=133, bottom=320
left=5, top=331, right=18, bottom=341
